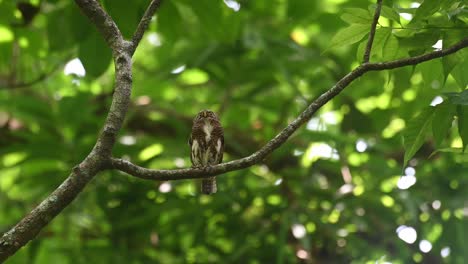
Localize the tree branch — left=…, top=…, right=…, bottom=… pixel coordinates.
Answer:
left=129, top=0, right=163, bottom=55
left=73, top=0, right=124, bottom=51
left=378, top=25, right=468, bottom=30
left=366, top=38, right=468, bottom=70
left=110, top=37, right=468, bottom=181
left=0, top=0, right=162, bottom=261
left=363, top=0, right=383, bottom=63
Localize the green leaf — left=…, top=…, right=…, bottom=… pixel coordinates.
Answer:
left=432, top=102, right=455, bottom=146
left=441, top=32, right=467, bottom=83
left=327, top=24, right=370, bottom=51
left=444, top=90, right=468, bottom=105
left=371, top=28, right=392, bottom=59
left=417, top=59, right=444, bottom=89
left=456, top=105, right=468, bottom=151
left=287, top=1, right=318, bottom=22
left=429, top=147, right=464, bottom=158
left=67, top=4, right=93, bottom=43
left=340, top=8, right=372, bottom=24
left=157, top=1, right=183, bottom=44
left=0, top=1, right=16, bottom=24
left=413, top=0, right=441, bottom=21
left=403, top=107, right=435, bottom=166
left=47, top=7, right=74, bottom=51
left=380, top=5, right=401, bottom=24
left=397, top=31, right=440, bottom=50
left=356, top=40, right=367, bottom=61
left=78, top=30, right=112, bottom=78
left=451, top=58, right=468, bottom=89
left=383, top=34, right=399, bottom=61
left=103, top=0, right=143, bottom=38
left=442, top=53, right=463, bottom=84
left=190, top=0, right=225, bottom=40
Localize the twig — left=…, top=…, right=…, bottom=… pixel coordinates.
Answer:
left=110, top=38, right=468, bottom=181
left=378, top=25, right=468, bottom=30
left=363, top=0, right=383, bottom=63
left=130, top=0, right=163, bottom=55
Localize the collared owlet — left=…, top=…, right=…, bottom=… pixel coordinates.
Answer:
left=189, top=110, right=224, bottom=194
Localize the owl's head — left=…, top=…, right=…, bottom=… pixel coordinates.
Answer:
left=194, top=109, right=218, bottom=122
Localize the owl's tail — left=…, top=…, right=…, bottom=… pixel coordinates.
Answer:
left=201, top=177, right=217, bottom=194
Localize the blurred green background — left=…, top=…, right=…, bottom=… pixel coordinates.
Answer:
left=0, top=0, right=467, bottom=263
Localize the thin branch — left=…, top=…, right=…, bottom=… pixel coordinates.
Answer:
left=363, top=0, right=383, bottom=63
left=0, top=165, right=101, bottom=262
left=130, top=0, right=163, bottom=55
left=73, top=0, right=132, bottom=159
left=0, top=59, right=67, bottom=89
left=366, top=38, right=468, bottom=70
left=111, top=38, right=468, bottom=181
left=378, top=24, right=468, bottom=30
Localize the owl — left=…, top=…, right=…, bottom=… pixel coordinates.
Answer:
left=189, top=110, right=224, bottom=194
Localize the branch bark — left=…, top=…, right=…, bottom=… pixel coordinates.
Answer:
left=111, top=37, right=468, bottom=180
left=130, top=0, right=163, bottom=55
left=0, top=0, right=162, bottom=262
left=0, top=58, right=66, bottom=89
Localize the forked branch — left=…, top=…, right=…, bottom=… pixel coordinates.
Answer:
left=0, top=0, right=162, bottom=261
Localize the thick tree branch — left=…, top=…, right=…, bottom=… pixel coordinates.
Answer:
left=73, top=0, right=124, bottom=51
left=363, top=0, right=383, bottom=63
left=72, top=0, right=134, bottom=159
left=111, top=37, right=468, bottom=181
left=130, top=0, right=163, bottom=55
left=0, top=164, right=101, bottom=262
left=0, top=0, right=161, bottom=261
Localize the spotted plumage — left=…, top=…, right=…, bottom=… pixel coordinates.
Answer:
left=189, top=110, right=224, bottom=194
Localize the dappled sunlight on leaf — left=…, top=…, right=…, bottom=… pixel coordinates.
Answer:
left=380, top=195, right=395, bottom=207
left=178, top=68, right=209, bottom=85
left=301, top=142, right=339, bottom=167
left=139, top=144, right=164, bottom=161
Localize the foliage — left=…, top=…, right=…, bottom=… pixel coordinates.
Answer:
left=0, top=0, right=467, bottom=263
